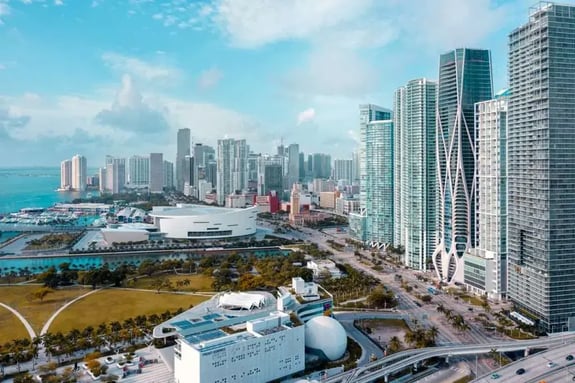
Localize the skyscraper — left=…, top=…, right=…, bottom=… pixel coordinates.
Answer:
left=433, top=48, right=493, bottom=282
left=176, top=128, right=191, bottom=192
left=104, top=156, right=125, bottom=194
left=333, top=159, right=353, bottom=183
left=257, top=155, right=284, bottom=195
left=163, top=160, right=174, bottom=189
left=149, top=153, right=164, bottom=193
left=507, top=3, right=575, bottom=333
left=394, top=78, right=438, bottom=271
left=128, top=155, right=149, bottom=187
left=60, top=159, right=72, bottom=190
left=287, top=144, right=300, bottom=189
left=364, top=120, right=394, bottom=247
left=216, top=138, right=249, bottom=206
left=192, top=143, right=215, bottom=197
left=71, top=154, right=87, bottom=192
left=465, top=90, right=508, bottom=301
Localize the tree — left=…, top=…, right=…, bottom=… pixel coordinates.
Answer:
left=33, top=287, right=54, bottom=302
left=387, top=336, right=402, bottom=354
left=366, top=287, right=396, bottom=309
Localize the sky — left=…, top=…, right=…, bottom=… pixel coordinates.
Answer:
left=0, top=0, right=545, bottom=167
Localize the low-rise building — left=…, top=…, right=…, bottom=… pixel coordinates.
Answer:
left=306, top=260, right=343, bottom=280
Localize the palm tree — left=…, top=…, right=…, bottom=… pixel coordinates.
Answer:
left=427, top=326, right=439, bottom=345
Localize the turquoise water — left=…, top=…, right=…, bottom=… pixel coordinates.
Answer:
left=0, top=167, right=97, bottom=213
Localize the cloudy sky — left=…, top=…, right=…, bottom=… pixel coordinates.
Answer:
left=0, top=0, right=537, bottom=167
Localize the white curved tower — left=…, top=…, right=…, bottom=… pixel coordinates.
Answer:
left=433, top=49, right=493, bottom=282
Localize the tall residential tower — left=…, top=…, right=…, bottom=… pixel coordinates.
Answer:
left=176, top=128, right=191, bottom=192
left=433, top=48, right=493, bottom=282
left=507, top=3, right=575, bottom=333
left=394, top=79, right=438, bottom=271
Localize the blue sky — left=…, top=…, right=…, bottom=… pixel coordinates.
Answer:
left=0, top=0, right=541, bottom=167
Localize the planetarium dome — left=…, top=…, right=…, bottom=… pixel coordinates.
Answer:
left=304, top=316, right=347, bottom=361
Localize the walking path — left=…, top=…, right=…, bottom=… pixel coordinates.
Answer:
left=40, top=288, right=104, bottom=335
left=0, top=302, right=36, bottom=339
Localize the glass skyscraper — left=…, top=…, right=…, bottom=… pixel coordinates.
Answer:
left=350, top=104, right=392, bottom=244
left=394, top=79, right=437, bottom=271
left=433, top=48, right=493, bottom=282
left=508, top=3, right=575, bottom=333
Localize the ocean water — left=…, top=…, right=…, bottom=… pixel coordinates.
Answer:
left=0, top=167, right=95, bottom=213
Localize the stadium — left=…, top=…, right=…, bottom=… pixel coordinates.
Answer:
left=148, top=204, right=257, bottom=240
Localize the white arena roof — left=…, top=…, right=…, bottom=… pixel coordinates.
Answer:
left=218, top=292, right=267, bottom=311
left=150, top=204, right=255, bottom=217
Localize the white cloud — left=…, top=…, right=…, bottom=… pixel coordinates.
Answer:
left=101, top=52, right=181, bottom=84
left=197, top=68, right=223, bottom=90
left=0, top=64, right=5, bottom=70
left=54, top=0, right=63, bottom=6
left=297, top=108, right=315, bottom=126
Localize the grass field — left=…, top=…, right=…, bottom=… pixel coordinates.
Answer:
left=128, top=274, right=214, bottom=292
left=0, top=306, right=29, bottom=343
left=48, top=289, right=209, bottom=333
left=0, top=285, right=89, bottom=334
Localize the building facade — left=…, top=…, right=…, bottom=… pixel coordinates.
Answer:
left=287, top=143, right=300, bottom=189
left=393, top=78, right=437, bottom=271
left=433, top=48, right=493, bottom=282
left=507, top=3, right=575, bottom=333
left=60, top=159, right=72, bottom=190
left=176, top=128, right=191, bottom=192
left=216, top=139, right=249, bottom=206
left=149, top=153, right=164, bottom=193
left=128, top=155, right=149, bottom=188
left=333, top=159, right=353, bottom=184
left=71, top=154, right=87, bottom=192
left=469, top=91, right=508, bottom=300
left=104, top=156, right=126, bottom=194
left=163, top=160, right=174, bottom=189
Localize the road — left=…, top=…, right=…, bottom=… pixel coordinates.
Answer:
left=472, top=340, right=575, bottom=383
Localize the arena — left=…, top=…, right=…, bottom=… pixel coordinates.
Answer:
left=148, top=204, right=257, bottom=240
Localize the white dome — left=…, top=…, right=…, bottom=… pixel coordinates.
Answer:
left=305, top=316, right=347, bottom=361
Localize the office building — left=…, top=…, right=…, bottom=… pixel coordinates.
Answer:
left=60, top=159, right=72, bottom=190
left=433, top=48, right=493, bottom=282
left=464, top=90, right=508, bottom=301
left=104, top=156, right=126, bottom=194
left=310, top=153, right=331, bottom=179
left=176, top=128, right=191, bottom=192
left=287, top=144, right=300, bottom=189
left=508, top=3, right=575, bottom=333
left=333, top=159, right=353, bottom=184
left=71, top=154, right=87, bottom=192
left=163, top=160, right=174, bottom=189
left=217, top=138, right=249, bottom=206
left=128, top=155, right=149, bottom=188
left=349, top=104, right=392, bottom=243
left=149, top=153, right=163, bottom=193
left=192, top=144, right=215, bottom=197
left=394, top=78, right=437, bottom=271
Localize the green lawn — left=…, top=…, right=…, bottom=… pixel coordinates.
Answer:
left=0, top=285, right=89, bottom=334
left=48, top=288, right=209, bottom=333
left=0, top=306, right=29, bottom=343
left=128, top=274, right=214, bottom=292
left=362, top=318, right=410, bottom=331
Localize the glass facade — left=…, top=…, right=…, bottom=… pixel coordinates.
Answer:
left=508, top=3, right=575, bottom=333
left=364, top=120, right=394, bottom=246
left=394, top=79, right=438, bottom=271
left=434, top=48, right=493, bottom=282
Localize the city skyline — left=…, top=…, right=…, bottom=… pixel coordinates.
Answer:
left=0, top=0, right=530, bottom=166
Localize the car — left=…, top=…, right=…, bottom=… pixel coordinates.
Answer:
left=547, top=361, right=555, bottom=368
left=516, top=368, right=526, bottom=375
left=567, top=354, right=574, bottom=361
left=491, top=373, right=501, bottom=379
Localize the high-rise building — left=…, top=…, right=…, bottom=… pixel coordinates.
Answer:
left=128, top=155, right=149, bottom=187
left=333, top=159, right=353, bottom=184
left=433, top=48, right=493, bottom=282
left=257, top=155, right=284, bottom=195
left=71, top=154, right=87, bottom=192
left=217, top=138, right=249, bottom=206
left=163, top=160, right=174, bottom=189
left=287, top=144, right=300, bottom=189
left=192, top=144, right=215, bottom=197
left=298, top=152, right=305, bottom=181
left=104, top=156, right=125, bottom=194
left=310, top=153, right=331, bottom=179
left=464, top=90, right=508, bottom=301
left=363, top=120, right=394, bottom=247
left=149, top=153, right=164, bottom=193
left=60, top=159, right=72, bottom=190
left=289, top=183, right=301, bottom=225
left=98, top=168, right=107, bottom=193
left=176, top=128, right=191, bottom=192
left=350, top=105, right=392, bottom=243
left=507, top=3, right=575, bottom=333
left=352, top=150, right=360, bottom=183
left=393, top=79, right=437, bottom=271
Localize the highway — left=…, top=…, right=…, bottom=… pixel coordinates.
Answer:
left=472, top=340, right=575, bottom=383
left=323, top=335, right=575, bottom=383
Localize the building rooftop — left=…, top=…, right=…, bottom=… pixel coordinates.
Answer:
left=150, top=204, right=257, bottom=217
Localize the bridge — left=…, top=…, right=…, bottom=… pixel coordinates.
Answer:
left=324, top=334, right=575, bottom=383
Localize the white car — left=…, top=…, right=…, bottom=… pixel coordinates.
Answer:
left=547, top=361, right=555, bottom=368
